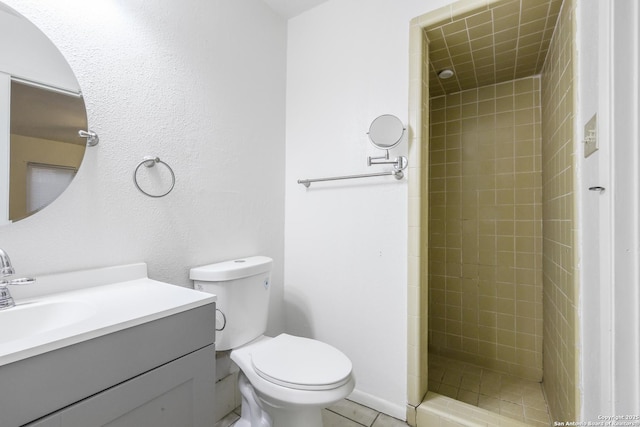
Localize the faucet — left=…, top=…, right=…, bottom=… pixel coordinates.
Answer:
left=0, top=249, right=35, bottom=310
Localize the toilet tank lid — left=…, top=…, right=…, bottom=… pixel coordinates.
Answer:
left=190, top=256, right=273, bottom=281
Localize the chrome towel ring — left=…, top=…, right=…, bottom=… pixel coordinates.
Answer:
left=133, top=156, right=175, bottom=198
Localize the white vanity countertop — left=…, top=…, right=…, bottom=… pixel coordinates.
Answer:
left=0, top=263, right=216, bottom=367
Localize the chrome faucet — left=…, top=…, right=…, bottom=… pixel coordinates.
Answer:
left=0, top=249, right=35, bottom=310
left=0, top=248, right=15, bottom=276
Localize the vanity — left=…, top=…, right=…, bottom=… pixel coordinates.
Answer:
left=0, top=263, right=216, bottom=427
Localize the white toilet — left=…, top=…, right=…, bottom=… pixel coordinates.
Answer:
left=190, top=256, right=355, bottom=427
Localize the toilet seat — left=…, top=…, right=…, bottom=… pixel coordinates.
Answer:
left=250, top=334, right=352, bottom=391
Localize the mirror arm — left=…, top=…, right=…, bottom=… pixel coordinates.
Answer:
left=367, top=154, right=408, bottom=171
left=367, top=150, right=390, bottom=165
left=78, top=130, right=99, bottom=147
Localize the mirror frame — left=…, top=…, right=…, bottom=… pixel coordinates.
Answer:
left=367, top=114, right=405, bottom=150
left=0, top=2, right=90, bottom=224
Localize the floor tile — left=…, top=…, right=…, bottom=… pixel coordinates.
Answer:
left=372, top=413, right=411, bottom=427
left=428, top=353, right=552, bottom=426
left=327, top=399, right=379, bottom=426
left=522, top=388, right=547, bottom=407
left=478, top=395, right=501, bottom=411
left=438, top=384, right=459, bottom=398
left=442, top=370, right=463, bottom=387
left=225, top=398, right=412, bottom=427
left=500, top=391, right=523, bottom=404
left=214, top=411, right=239, bottom=427
left=460, top=375, right=481, bottom=393
left=499, top=400, right=524, bottom=420
left=524, top=406, right=552, bottom=423
left=480, top=380, right=501, bottom=395
left=322, top=409, right=367, bottom=427
left=457, top=390, right=479, bottom=406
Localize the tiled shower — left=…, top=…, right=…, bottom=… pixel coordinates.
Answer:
left=407, top=0, right=577, bottom=425
left=428, top=76, right=544, bottom=382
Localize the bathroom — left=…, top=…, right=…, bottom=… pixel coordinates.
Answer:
left=0, top=0, right=638, bottom=426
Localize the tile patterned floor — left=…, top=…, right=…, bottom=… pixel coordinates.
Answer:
left=428, top=354, right=551, bottom=426
left=216, top=399, right=410, bottom=427
left=216, top=355, right=551, bottom=427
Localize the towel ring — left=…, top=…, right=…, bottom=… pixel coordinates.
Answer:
left=133, top=156, right=175, bottom=198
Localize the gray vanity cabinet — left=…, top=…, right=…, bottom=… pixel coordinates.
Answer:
left=27, top=345, right=214, bottom=427
left=4, top=303, right=216, bottom=427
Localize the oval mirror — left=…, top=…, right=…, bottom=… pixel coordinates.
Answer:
left=0, top=2, right=88, bottom=224
left=368, top=114, right=404, bottom=150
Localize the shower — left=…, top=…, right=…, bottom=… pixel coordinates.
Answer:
left=406, top=0, right=577, bottom=425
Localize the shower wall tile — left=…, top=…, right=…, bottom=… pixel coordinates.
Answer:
left=540, top=0, right=576, bottom=421
left=428, top=76, right=543, bottom=381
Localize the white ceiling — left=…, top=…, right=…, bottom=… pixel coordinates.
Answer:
left=261, top=0, right=330, bottom=19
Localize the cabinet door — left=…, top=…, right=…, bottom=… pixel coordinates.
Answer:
left=27, top=345, right=215, bottom=427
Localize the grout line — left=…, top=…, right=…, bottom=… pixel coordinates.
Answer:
left=324, top=408, right=370, bottom=427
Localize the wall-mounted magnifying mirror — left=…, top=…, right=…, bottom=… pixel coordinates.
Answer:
left=367, top=114, right=405, bottom=150
left=0, top=2, right=90, bottom=224
left=366, top=114, right=408, bottom=171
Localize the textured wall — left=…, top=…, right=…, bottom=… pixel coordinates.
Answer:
left=0, top=6, right=78, bottom=92
left=284, top=0, right=454, bottom=418
left=541, top=0, right=577, bottom=420
left=2, top=0, right=287, bottom=335
left=428, top=77, right=543, bottom=381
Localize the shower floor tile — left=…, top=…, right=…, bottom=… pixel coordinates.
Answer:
left=428, top=354, right=551, bottom=427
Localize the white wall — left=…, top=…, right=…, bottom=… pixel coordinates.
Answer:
left=284, top=0, right=452, bottom=417
left=578, top=0, right=640, bottom=420
left=607, top=0, right=640, bottom=416
left=576, top=0, right=611, bottom=419
left=1, top=0, right=288, bottom=335
left=284, top=0, right=638, bottom=420
left=0, top=6, right=79, bottom=92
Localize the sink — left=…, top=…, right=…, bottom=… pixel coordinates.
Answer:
left=0, top=299, right=95, bottom=344
left=0, top=262, right=216, bottom=367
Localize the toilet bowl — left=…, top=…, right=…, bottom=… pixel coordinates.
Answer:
left=231, top=334, right=355, bottom=427
left=190, top=256, right=355, bottom=427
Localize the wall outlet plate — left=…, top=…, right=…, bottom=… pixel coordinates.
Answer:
left=584, top=113, right=598, bottom=158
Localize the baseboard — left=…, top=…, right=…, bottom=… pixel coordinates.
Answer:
left=348, top=389, right=406, bottom=421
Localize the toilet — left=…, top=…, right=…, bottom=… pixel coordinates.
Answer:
left=190, top=256, right=355, bottom=427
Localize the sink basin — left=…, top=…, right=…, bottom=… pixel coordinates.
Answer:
left=0, top=299, right=95, bottom=344
left=0, top=263, right=216, bottom=367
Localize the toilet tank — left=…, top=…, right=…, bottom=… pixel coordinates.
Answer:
left=190, top=256, right=272, bottom=351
